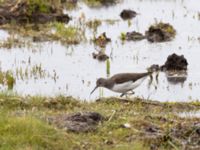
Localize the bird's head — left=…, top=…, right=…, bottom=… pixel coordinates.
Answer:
left=90, top=78, right=107, bottom=95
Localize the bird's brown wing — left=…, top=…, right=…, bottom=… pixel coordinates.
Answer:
left=111, top=73, right=150, bottom=84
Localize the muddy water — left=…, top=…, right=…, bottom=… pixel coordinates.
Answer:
left=0, top=0, right=200, bottom=101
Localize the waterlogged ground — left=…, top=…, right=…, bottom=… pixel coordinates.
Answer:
left=0, top=0, right=200, bottom=101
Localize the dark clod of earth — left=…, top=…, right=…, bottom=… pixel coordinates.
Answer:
left=120, top=9, right=137, bottom=20
left=161, top=53, right=188, bottom=71
left=145, top=22, right=176, bottom=42
left=125, top=31, right=146, bottom=41
left=48, top=112, right=104, bottom=133
left=92, top=51, right=109, bottom=62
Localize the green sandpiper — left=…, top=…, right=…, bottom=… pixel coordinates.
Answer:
left=90, top=72, right=152, bottom=97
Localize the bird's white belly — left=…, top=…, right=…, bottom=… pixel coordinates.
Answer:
left=111, top=77, right=147, bottom=93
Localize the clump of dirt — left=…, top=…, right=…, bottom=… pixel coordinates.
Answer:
left=120, top=9, right=137, bottom=20
left=145, top=22, right=176, bottom=42
left=161, top=53, right=188, bottom=71
left=92, top=51, right=109, bottom=62
left=94, top=32, right=111, bottom=47
left=122, top=31, right=145, bottom=41
left=48, top=112, right=104, bottom=132
left=0, top=0, right=70, bottom=25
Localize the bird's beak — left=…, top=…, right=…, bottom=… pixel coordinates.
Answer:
left=90, top=85, right=99, bottom=95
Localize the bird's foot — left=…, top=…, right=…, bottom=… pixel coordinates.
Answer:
left=120, top=91, right=135, bottom=98
left=120, top=93, right=126, bottom=97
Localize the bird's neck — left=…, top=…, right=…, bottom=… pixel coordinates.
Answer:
left=103, top=79, right=114, bottom=89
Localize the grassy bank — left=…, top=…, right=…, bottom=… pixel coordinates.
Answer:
left=0, top=93, right=200, bottom=150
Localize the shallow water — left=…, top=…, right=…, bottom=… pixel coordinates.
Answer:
left=178, top=111, right=200, bottom=118
left=0, top=0, right=200, bottom=101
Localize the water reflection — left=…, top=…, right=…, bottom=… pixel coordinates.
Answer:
left=165, top=71, right=188, bottom=84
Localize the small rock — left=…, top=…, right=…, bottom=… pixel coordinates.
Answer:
left=121, top=123, right=131, bottom=128
left=120, top=9, right=137, bottom=20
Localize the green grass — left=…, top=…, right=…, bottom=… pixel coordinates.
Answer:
left=0, top=111, right=71, bottom=150
left=0, top=94, right=200, bottom=149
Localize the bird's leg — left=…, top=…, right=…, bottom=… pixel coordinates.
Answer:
left=155, top=72, right=159, bottom=84
left=120, top=91, right=134, bottom=98
left=148, top=74, right=153, bottom=89
left=120, top=93, right=126, bottom=97
left=130, top=90, right=135, bottom=95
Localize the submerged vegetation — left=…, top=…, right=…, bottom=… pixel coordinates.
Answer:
left=51, top=22, right=85, bottom=44
left=0, top=95, right=200, bottom=149
left=0, top=71, right=15, bottom=90
left=0, top=22, right=85, bottom=47
left=15, top=64, right=51, bottom=80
